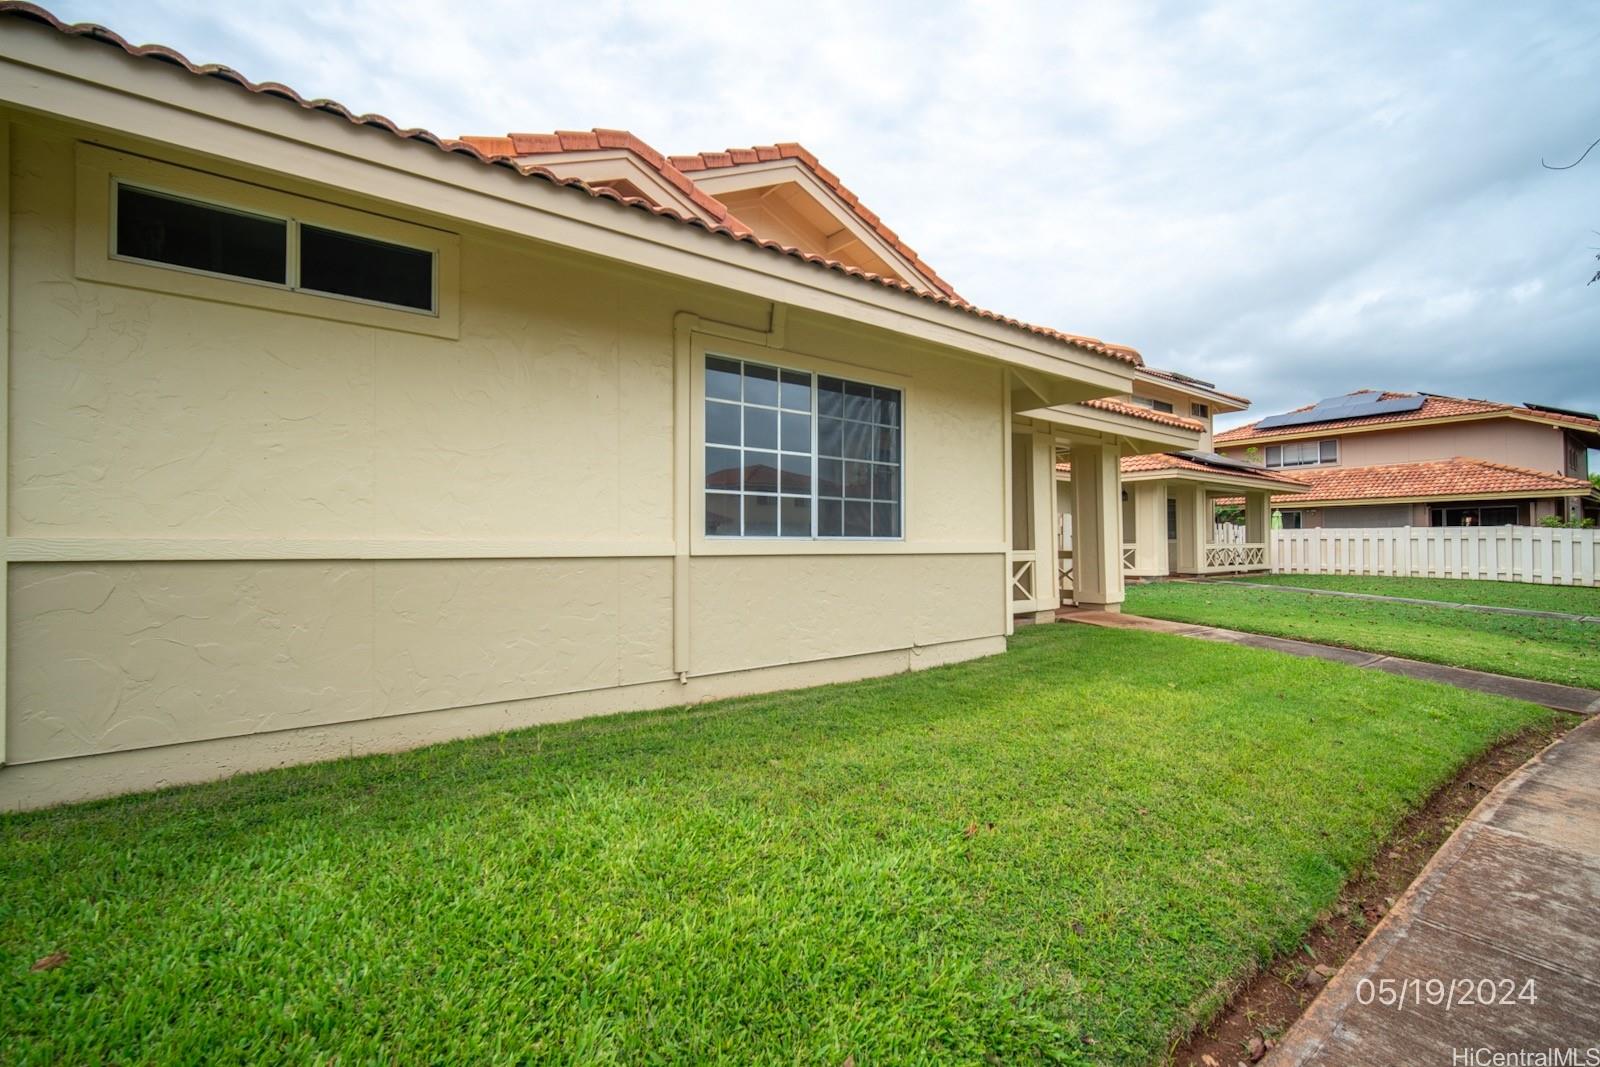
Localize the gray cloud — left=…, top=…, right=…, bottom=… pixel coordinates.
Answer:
left=50, top=0, right=1600, bottom=428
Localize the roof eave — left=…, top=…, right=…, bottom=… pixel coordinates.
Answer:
left=1033, top=403, right=1203, bottom=454
left=1290, top=486, right=1597, bottom=507
left=1121, top=467, right=1310, bottom=493
left=0, top=15, right=1139, bottom=390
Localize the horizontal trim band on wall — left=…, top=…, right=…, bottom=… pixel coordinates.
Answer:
left=0, top=634, right=1008, bottom=811
left=4, top=538, right=1009, bottom=562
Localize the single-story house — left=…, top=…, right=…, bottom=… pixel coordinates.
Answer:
left=0, top=4, right=1238, bottom=809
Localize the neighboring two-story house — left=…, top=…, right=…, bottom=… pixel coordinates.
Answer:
left=1056, top=369, right=1309, bottom=579
left=1215, top=391, right=1600, bottom=528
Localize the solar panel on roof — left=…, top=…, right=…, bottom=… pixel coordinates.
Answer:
left=1254, top=392, right=1424, bottom=431
left=1174, top=450, right=1266, bottom=473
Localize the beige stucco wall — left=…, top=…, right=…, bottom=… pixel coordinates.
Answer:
left=1, top=119, right=1009, bottom=807
left=1123, top=382, right=1215, bottom=447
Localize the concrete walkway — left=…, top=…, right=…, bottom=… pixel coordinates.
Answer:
left=1265, top=714, right=1600, bottom=1065
left=1056, top=609, right=1600, bottom=714
left=1207, top=578, right=1600, bottom=624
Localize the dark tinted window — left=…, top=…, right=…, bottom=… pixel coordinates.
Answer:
left=299, top=225, right=434, bottom=311
left=116, top=184, right=287, bottom=284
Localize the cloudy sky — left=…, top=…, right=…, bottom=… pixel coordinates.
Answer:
left=53, top=0, right=1600, bottom=429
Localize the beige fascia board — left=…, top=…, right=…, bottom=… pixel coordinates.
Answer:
left=1133, top=371, right=1248, bottom=413
left=1027, top=403, right=1200, bottom=453
left=685, top=158, right=938, bottom=292
left=0, top=27, right=1132, bottom=392
left=1121, top=468, right=1310, bottom=495
left=1505, top=413, right=1600, bottom=445
left=507, top=150, right=712, bottom=221
left=1010, top=367, right=1135, bottom=412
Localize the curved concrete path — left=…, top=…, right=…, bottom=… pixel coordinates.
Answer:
left=1265, top=715, right=1600, bottom=1065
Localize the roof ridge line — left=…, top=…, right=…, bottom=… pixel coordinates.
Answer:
left=0, top=3, right=1149, bottom=367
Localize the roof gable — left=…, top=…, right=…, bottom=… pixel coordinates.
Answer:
left=461, top=132, right=962, bottom=301
left=670, top=145, right=961, bottom=300
left=1, top=4, right=1147, bottom=369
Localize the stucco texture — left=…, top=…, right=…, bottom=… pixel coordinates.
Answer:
left=3, top=121, right=1010, bottom=792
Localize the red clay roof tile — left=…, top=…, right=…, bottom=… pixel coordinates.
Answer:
left=1, top=3, right=1147, bottom=368
left=1216, top=391, right=1600, bottom=443
left=1080, top=397, right=1206, bottom=431
left=1246, top=457, right=1597, bottom=505
left=1057, top=452, right=1309, bottom=489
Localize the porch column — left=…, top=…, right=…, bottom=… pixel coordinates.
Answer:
left=1030, top=430, right=1057, bottom=618
left=1069, top=442, right=1124, bottom=611
left=1245, top=491, right=1269, bottom=542
left=1246, top=490, right=1270, bottom=570
left=1173, top=482, right=1210, bottom=575
left=1129, top=481, right=1167, bottom=576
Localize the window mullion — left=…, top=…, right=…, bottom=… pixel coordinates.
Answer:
left=811, top=370, right=819, bottom=540
left=287, top=218, right=301, bottom=291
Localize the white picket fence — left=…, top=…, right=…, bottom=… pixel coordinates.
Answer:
left=1272, top=526, right=1599, bottom=587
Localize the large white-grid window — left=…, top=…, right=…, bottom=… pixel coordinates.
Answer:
left=704, top=355, right=902, bottom=539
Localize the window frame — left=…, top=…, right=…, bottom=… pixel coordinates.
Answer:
left=1265, top=439, right=1336, bottom=468
left=690, top=335, right=912, bottom=554
left=1132, top=395, right=1175, bottom=414
left=76, top=143, right=460, bottom=339
left=112, top=182, right=293, bottom=290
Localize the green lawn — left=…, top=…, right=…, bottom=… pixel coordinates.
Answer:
left=1222, top=574, right=1600, bottom=615
left=1, top=626, right=1559, bottom=1066
left=1126, top=582, right=1600, bottom=689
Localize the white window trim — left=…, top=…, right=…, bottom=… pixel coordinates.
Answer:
left=76, top=142, right=460, bottom=339
left=1265, top=439, right=1337, bottom=468
left=689, top=333, right=916, bottom=556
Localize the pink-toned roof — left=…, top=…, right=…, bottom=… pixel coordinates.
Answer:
left=1216, top=391, right=1600, bottom=443
left=1080, top=397, right=1205, bottom=431
left=1250, top=457, right=1597, bottom=505
left=0, top=3, right=1147, bottom=368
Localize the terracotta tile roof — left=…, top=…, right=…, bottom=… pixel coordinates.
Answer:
left=458, top=129, right=751, bottom=234
left=1246, top=457, right=1598, bottom=505
left=1137, top=366, right=1250, bottom=405
left=1080, top=397, right=1205, bottom=431
left=668, top=142, right=964, bottom=302
left=1216, top=390, right=1600, bottom=443
left=1121, top=453, right=1308, bottom=486
left=1054, top=451, right=1308, bottom=488
left=0, top=3, right=1146, bottom=369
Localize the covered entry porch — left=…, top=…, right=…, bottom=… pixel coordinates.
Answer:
left=1007, top=400, right=1207, bottom=623
left=1054, top=450, right=1309, bottom=583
